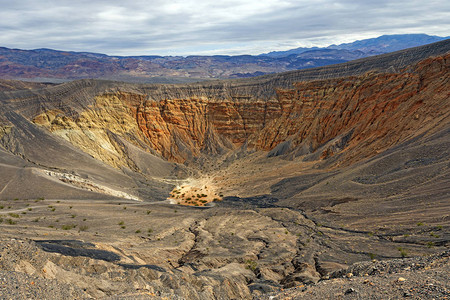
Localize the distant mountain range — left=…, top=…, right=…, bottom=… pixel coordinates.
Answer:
left=262, top=34, right=448, bottom=57
left=0, top=34, right=447, bottom=83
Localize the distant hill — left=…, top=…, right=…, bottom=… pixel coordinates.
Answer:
left=263, top=34, right=448, bottom=57
left=328, top=34, right=449, bottom=53
left=0, top=34, right=447, bottom=83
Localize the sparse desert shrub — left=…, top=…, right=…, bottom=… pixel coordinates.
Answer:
left=27, top=208, right=32, bottom=211
left=427, top=241, right=435, bottom=248
left=71, top=214, right=76, bottom=218
left=368, top=253, right=376, bottom=260
left=0, top=205, right=3, bottom=209
left=51, top=208, right=55, bottom=212
left=417, top=222, right=424, bottom=226
left=186, top=197, right=191, bottom=201
left=79, top=225, right=89, bottom=231
left=32, top=218, right=40, bottom=222
left=8, top=213, right=19, bottom=218
left=62, top=224, right=75, bottom=230
left=397, top=247, right=408, bottom=258
left=6, top=219, right=16, bottom=225
left=430, top=232, right=440, bottom=238
left=121, top=226, right=126, bottom=229
left=135, top=229, right=141, bottom=233
left=146, top=210, right=151, bottom=215
left=245, top=260, right=257, bottom=271
left=0, top=218, right=3, bottom=223
left=118, top=221, right=124, bottom=225
left=148, top=229, right=153, bottom=233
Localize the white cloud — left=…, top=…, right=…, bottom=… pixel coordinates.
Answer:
left=0, top=0, right=448, bottom=55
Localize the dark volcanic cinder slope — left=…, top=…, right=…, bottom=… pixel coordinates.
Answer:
left=0, top=111, right=174, bottom=201
left=0, top=41, right=448, bottom=299
left=0, top=79, right=53, bottom=91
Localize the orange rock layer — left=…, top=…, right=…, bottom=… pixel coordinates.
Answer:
left=109, top=54, right=448, bottom=165
left=33, top=54, right=448, bottom=168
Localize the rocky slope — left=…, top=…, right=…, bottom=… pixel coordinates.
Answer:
left=0, top=40, right=448, bottom=299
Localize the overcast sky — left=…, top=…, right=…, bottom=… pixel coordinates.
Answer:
left=0, top=0, right=448, bottom=56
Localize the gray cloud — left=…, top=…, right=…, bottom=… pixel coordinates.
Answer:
left=0, top=0, right=448, bottom=55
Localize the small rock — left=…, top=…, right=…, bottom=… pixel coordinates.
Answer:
left=344, top=288, right=357, bottom=294
left=403, top=291, right=412, bottom=297
left=398, top=277, right=406, bottom=282
left=346, top=273, right=353, bottom=278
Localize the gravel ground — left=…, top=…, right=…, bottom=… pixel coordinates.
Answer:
left=0, top=270, right=86, bottom=299
left=261, top=251, right=449, bottom=299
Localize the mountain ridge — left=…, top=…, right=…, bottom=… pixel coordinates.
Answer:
left=265, top=34, right=448, bottom=57
left=0, top=34, right=447, bottom=83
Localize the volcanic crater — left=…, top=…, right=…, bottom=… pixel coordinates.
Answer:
left=0, top=40, right=448, bottom=299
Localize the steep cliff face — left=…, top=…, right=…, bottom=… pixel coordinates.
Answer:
left=250, top=54, right=449, bottom=166
left=32, top=53, right=449, bottom=170
left=33, top=92, right=150, bottom=169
